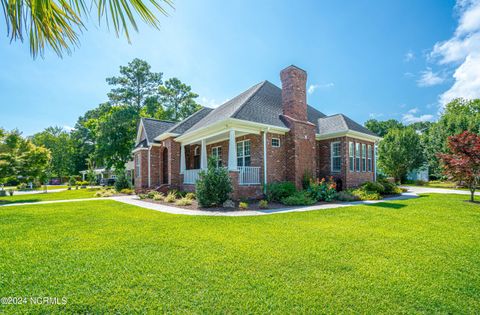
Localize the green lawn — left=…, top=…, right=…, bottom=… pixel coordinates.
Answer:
left=406, top=180, right=472, bottom=191
left=0, top=194, right=479, bottom=313
left=0, top=188, right=100, bottom=205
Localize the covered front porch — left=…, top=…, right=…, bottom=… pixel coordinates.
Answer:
left=180, top=129, right=264, bottom=186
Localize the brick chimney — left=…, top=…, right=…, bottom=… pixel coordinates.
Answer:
left=280, top=65, right=308, bottom=121
left=280, top=65, right=317, bottom=189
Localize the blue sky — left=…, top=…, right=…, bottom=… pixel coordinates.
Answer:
left=2, top=0, right=479, bottom=136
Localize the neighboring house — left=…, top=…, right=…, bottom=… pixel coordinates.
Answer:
left=133, top=65, right=381, bottom=199
left=80, top=161, right=134, bottom=184
left=407, top=165, right=429, bottom=182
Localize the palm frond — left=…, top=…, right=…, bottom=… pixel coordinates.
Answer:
left=1, top=0, right=174, bottom=58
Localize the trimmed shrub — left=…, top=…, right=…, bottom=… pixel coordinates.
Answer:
left=147, top=190, right=160, bottom=199
left=259, top=200, right=268, bottom=209
left=360, top=181, right=385, bottom=194
left=114, top=172, right=132, bottom=192
left=196, top=157, right=233, bottom=207
left=175, top=197, right=192, bottom=206
left=95, top=188, right=115, bottom=197
left=239, top=202, right=248, bottom=210
left=138, top=194, right=148, bottom=200
left=120, top=188, right=134, bottom=195
left=350, top=189, right=381, bottom=201
left=377, top=179, right=402, bottom=195
left=281, top=191, right=316, bottom=206
left=266, top=181, right=296, bottom=202
left=336, top=190, right=360, bottom=202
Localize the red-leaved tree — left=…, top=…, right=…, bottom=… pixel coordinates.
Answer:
left=437, top=131, right=480, bottom=202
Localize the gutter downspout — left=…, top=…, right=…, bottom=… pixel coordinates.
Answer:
left=148, top=145, right=151, bottom=187
left=263, top=129, right=268, bottom=194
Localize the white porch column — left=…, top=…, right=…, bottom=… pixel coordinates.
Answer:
left=180, top=144, right=186, bottom=174
left=228, top=129, right=237, bottom=171
left=200, top=139, right=207, bottom=170
left=263, top=130, right=267, bottom=192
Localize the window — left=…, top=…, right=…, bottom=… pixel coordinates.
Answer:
left=362, top=144, right=366, bottom=172
left=349, top=142, right=354, bottom=172
left=211, top=146, right=222, bottom=167
left=271, top=138, right=280, bottom=147
left=237, top=140, right=251, bottom=167
left=193, top=146, right=200, bottom=169
left=355, top=143, right=360, bottom=172
left=368, top=145, right=373, bottom=172
left=135, top=154, right=141, bottom=178
left=331, top=142, right=341, bottom=172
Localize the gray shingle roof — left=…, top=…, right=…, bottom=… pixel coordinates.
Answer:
left=185, top=81, right=326, bottom=133
left=141, top=118, right=175, bottom=143
left=166, top=107, right=214, bottom=135
left=318, top=114, right=379, bottom=137
left=135, top=138, right=148, bottom=149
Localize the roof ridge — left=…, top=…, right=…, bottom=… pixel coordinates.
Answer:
left=231, top=81, right=267, bottom=119
left=166, top=107, right=213, bottom=133
left=142, top=117, right=176, bottom=124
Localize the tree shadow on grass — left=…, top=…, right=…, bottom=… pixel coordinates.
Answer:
left=365, top=202, right=407, bottom=209
left=0, top=198, right=42, bottom=205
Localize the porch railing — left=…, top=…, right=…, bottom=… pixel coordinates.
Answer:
left=183, top=169, right=201, bottom=184
left=238, top=166, right=261, bottom=185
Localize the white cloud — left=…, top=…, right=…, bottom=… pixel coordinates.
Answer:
left=307, top=82, right=334, bottom=94
left=430, top=0, right=480, bottom=106
left=417, top=68, right=445, bottom=87
left=407, top=107, right=419, bottom=114
left=200, top=97, right=228, bottom=108
left=368, top=113, right=384, bottom=119
left=63, top=125, right=74, bottom=131
left=404, top=51, right=415, bottom=62
left=402, top=113, right=434, bottom=124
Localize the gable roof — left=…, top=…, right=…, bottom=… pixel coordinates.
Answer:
left=317, top=114, right=379, bottom=137
left=184, top=81, right=326, bottom=134
left=140, top=118, right=175, bottom=143
left=165, top=107, right=214, bottom=135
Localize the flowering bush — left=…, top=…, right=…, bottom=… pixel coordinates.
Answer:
left=307, top=177, right=337, bottom=202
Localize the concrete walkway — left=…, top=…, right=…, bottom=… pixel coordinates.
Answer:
left=110, top=193, right=419, bottom=217
left=9, top=188, right=67, bottom=196
left=402, top=185, right=479, bottom=196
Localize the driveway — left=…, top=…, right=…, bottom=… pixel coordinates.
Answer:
left=402, top=186, right=479, bottom=196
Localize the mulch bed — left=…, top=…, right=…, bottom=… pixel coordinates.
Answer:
left=140, top=198, right=333, bottom=211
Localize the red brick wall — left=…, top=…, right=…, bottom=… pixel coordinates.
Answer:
left=283, top=117, right=317, bottom=189
left=266, top=133, right=286, bottom=183
left=316, top=136, right=375, bottom=189
left=280, top=66, right=308, bottom=121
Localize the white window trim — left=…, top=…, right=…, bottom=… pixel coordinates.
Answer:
left=194, top=146, right=200, bottom=156
left=331, top=141, right=341, bottom=173
left=237, top=140, right=251, bottom=167
left=355, top=143, right=360, bottom=172
left=135, top=154, right=141, bottom=178
left=271, top=137, right=280, bottom=148
left=362, top=143, right=367, bottom=172
left=349, top=142, right=354, bottom=172
left=368, top=144, right=372, bottom=172
left=211, top=146, right=222, bottom=167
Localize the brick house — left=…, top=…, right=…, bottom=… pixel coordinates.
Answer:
left=133, top=65, right=381, bottom=199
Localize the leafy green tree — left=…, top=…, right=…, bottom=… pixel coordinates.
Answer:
left=2, top=0, right=173, bottom=58
left=365, top=119, right=404, bottom=137
left=71, top=103, right=113, bottom=173
left=31, top=126, right=74, bottom=179
left=423, top=98, right=480, bottom=178
left=378, top=128, right=425, bottom=182
left=106, top=59, right=163, bottom=109
left=95, top=105, right=138, bottom=170
left=159, top=78, right=202, bottom=121
left=0, top=129, right=51, bottom=185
